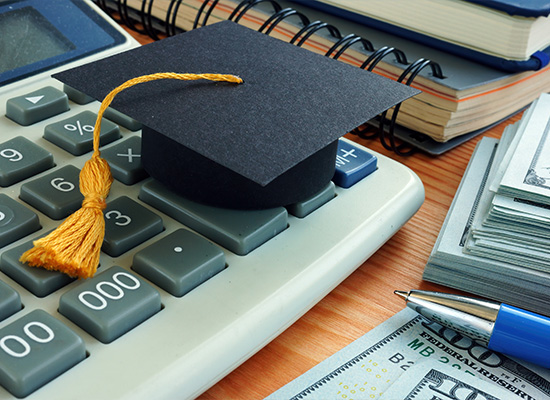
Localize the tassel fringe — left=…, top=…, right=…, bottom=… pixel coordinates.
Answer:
left=20, top=72, right=243, bottom=278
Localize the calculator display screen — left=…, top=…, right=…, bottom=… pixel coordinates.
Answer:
left=0, top=7, right=75, bottom=74
left=0, top=0, right=126, bottom=85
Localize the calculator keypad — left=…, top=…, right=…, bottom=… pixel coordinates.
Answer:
left=0, top=238, right=75, bottom=297
left=287, top=182, right=335, bottom=218
left=0, top=194, right=41, bottom=248
left=103, top=196, right=164, bottom=257
left=103, top=107, right=142, bottom=131
left=0, top=280, right=21, bottom=322
left=133, top=228, right=226, bottom=297
left=333, top=139, right=377, bottom=188
left=139, top=179, right=288, bottom=255
left=5, top=86, right=69, bottom=126
left=0, top=310, right=86, bottom=398
left=101, top=136, right=148, bottom=185
left=43, top=110, right=120, bottom=156
left=0, top=136, right=55, bottom=187
left=59, top=266, right=162, bottom=344
left=63, top=84, right=95, bottom=105
left=19, top=165, right=83, bottom=220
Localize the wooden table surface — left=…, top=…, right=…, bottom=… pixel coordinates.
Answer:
left=125, top=27, right=521, bottom=400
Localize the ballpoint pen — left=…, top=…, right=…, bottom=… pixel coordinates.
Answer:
left=394, top=290, right=550, bottom=368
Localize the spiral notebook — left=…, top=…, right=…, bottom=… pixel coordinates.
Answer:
left=93, top=0, right=550, bottom=155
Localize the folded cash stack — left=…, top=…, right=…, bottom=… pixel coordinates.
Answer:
left=424, top=93, right=550, bottom=316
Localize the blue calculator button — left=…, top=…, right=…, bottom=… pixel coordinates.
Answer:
left=333, top=140, right=377, bottom=188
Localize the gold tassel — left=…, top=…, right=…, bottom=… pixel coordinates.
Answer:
left=20, top=72, right=243, bottom=279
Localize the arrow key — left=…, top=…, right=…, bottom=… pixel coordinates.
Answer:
left=6, top=86, right=69, bottom=126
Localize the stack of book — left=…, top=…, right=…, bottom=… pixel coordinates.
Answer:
left=101, top=0, right=550, bottom=153
left=424, top=93, right=550, bottom=315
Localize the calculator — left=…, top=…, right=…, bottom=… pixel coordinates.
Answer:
left=0, top=0, right=424, bottom=398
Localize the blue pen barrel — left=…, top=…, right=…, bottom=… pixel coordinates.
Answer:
left=488, top=304, right=550, bottom=368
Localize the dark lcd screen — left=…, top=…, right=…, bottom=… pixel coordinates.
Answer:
left=0, top=0, right=126, bottom=85
left=0, top=7, right=75, bottom=73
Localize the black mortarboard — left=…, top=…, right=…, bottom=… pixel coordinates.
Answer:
left=54, top=21, right=418, bottom=209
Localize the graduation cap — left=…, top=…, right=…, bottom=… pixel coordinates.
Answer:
left=20, top=21, right=419, bottom=279
left=53, top=21, right=419, bottom=209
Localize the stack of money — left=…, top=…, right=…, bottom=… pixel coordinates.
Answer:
left=424, top=93, right=550, bottom=316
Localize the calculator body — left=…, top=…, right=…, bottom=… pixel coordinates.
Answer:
left=0, top=1, right=425, bottom=399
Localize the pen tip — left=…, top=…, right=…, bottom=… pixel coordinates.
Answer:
left=394, top=290, right=409, bottom=300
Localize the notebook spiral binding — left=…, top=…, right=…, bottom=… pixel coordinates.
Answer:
left=94, top=0, right=445, bottom=156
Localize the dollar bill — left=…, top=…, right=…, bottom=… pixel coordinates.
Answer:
left=466, top=233, right=550, bottom=272
left=465, top=188, right=550, bottom=272
left=464, top=124, right=550, bottom=270
left=379, top=362, right=512, bottom=399
left=265, top=308, right=550, bottom=400
left=484, top=194, right=550, bottom=238
left=498, top=93, right=550, bottom=205
left=488, top=107, right=530, bottom=193
left=471, top=224, right=550, bottom=249
left=424, top=261, right=550, bottom=316
left=423, top=136, right=550, bottom=315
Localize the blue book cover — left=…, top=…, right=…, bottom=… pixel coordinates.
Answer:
left=290, top=0, right=550, bottom=72
left=467, top=0, right=550, bottom=17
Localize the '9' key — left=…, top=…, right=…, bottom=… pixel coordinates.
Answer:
left=59, top=266, right=161, bottom=343
left=0, top=136, right=54, bottom=187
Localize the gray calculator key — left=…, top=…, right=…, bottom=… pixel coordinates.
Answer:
left=103, top=196, right=163, bottom=257
left=102, top=136, right=148, bottom=184
left=63, top=84, right=95, bottom=105
left=0, top=194, right=40, bottom=248
left=59, top=266, right=161, bottom=343
left=287, top=182, right=335, bottom=218
left=104, top=107, right=142, bottom=131
left=20, top=165, right=83, bottom=220
left=5, top=86, right=69, bottom=126
left=133, top=229, right=225, bottom=297
left=0, top=136, right=55, bottom=187
left=0, top=309, right=85, bottom=398
left=0, top=280, right=21, bottom=322
left=1, top=237, right=74, bottom=297
left=139, top=180, right=288, bottom=255
left=43, top=110, right=120, bottom=155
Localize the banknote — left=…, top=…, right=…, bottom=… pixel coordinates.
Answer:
left=466, top=232, right=550, bottom=272
left=379, top=362, right=512, bottom=399
left=462, top=113, right=550, bottom=271
left=498, top=93, right=550, bottom=205
left=472, top=225, right=550, bottom=249
left=424, top=260, right=550, bottom=316
left=488, top=108, right=527, bottom=193
left=465, top=190, right=550, bottom=272
left=265, top=308, right=550, bottom=400
left=485, top=194, right=550, bottom=238
left=423, top=137, right=550, bottom=315
left=470, top=229, right=550, bottom=255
